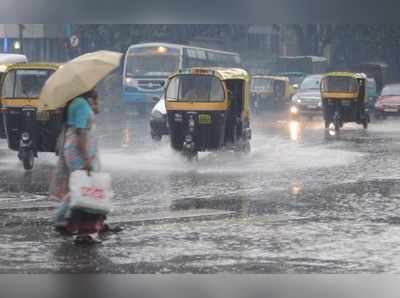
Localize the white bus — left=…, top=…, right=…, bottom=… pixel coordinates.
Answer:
left=122, top=42, right=241, bottom=106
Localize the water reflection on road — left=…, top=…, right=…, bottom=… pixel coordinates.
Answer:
left=1, top=112, right=400, bottom=272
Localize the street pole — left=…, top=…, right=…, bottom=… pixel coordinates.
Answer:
left=18, top=24, right=25, bottom=53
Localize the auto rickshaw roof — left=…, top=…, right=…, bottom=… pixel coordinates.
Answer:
left=324, top=72, right=367, bottom=79
left=253, top=75, right=289, bottom=82
left=178, top=67, right=250, bottom=82
left=6, top=62, right=61, bottom=71
left=0, top=64, right=12, bottom=73
left=277, top=72, right=306, bottom=76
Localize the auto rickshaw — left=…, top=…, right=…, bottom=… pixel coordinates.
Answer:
left=0, top=63, right=63, bottom=169
left=165, top=67, right=252, bottom=160
left=277, top=71, right=307, bottom=90
left=351, top=62, right=389, bottom=93
left=0, top=54, right=28, bottom=139
left=250, top=75, right=293, bottom=111
left=321, top=72, right=370, bottom=131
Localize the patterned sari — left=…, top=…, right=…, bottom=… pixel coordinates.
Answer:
left=50, top=103, right=100, bottom=226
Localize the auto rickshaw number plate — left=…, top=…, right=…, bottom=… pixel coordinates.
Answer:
left=36, top=111, right=49, bottom=121
left=198, top=114, right=211, bottom=124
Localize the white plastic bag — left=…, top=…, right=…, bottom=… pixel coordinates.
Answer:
left=69, top=170, right=113, bottom=214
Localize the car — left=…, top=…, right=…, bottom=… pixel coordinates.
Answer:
left=366, top=77, right=378, bottom=110
left=374, top=84, right=400, bottom=118
left=290, top=74, right=323, bottom=119
left=149, top=96, right=169, bottom=141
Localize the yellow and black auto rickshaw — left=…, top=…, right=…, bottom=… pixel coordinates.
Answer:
left=321, top=72, right=370, bottom=131
left=165, top=67, right=252, bottom=160
left=0, top=54, right=28, bottom=139
left=0, top=63, right=63, bottom=169
left=250, top=75, right=293, bottom=111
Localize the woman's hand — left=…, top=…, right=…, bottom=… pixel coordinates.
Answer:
left=82, top=159, right=93, bottom=172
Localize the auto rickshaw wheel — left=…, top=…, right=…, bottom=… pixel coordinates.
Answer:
left=242, top=141, right=251, bottom=154
left=151, top=132, right=162, bottom=142
left=182, top=150, right=198, bottom=162
left=22, top=151, right=34, bottom=170
left=363, top=120, right=368, bottom=129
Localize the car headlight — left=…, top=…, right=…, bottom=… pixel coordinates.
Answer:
left=124, top=77, right=137, bottom=87
left=296, top=99, right=302, bottom=104
left=318, top=101, right=322, bottom=107
left=290, top=106, right=299, bottom=114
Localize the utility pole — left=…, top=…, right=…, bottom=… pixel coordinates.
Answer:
left=18, top=24, right=25, bottom=53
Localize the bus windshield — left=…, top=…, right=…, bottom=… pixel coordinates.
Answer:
left=2, top=69, right=53, bottom=98
left=251, top=78, right=273, bottom=91
left=166, top=75, right=225, bottom=102
left=125, top=54, right=179, bottom=77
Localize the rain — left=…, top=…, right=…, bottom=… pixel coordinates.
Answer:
left=1, top=24, right=400, bottom=273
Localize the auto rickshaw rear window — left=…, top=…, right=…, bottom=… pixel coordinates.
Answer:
left=166, top=75, right=225, bottom=102
left=251, top=78, right=273, bottom=91
left=1, top=69, right=54, bottom=98
left=322, top=77, right=357, bottom=93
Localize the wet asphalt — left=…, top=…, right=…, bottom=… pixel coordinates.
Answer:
left=2, top=109, right=400, bottom=273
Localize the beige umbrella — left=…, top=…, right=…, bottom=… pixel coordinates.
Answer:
left=39, top=50, right=122, bottom=110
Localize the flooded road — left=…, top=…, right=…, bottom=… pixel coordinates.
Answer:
left=2, top=111, right=400, bottom=273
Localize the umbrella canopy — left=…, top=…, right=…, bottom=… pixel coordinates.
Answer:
left=39, top=50, right=122, bottom=110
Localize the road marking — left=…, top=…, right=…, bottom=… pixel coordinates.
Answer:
left=3, top=209, right=237, bottom=227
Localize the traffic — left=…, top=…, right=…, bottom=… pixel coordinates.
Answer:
left=2, top=31, right=400, bottom=272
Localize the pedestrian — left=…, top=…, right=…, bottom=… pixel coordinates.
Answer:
left=50, top=88, right=104, bottom=241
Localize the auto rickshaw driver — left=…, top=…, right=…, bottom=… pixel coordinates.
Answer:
left=182, top=76, right=209, bottom=100
left=20, top=76, right=42, bottom=97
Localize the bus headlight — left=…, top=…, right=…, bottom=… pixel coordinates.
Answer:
left=290, top=106, right=299, bottom=114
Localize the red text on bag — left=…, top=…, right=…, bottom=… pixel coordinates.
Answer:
left=80, top=187, right=105, bottom=200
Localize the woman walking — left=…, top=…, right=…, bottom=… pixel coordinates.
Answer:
left=51, top=89, right=104, bottom=241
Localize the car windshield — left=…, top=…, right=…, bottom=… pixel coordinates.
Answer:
left=300, top=76, right=321, bottom=91
left=251, top=78, right=273, bottom=91
left=322, top=76, right=357, bottom=93
left=381, top=85, right=400, bottom=96
left=166, top=75, right=225, bottom=102
left=126, top=54, right=179, bottom=77
left=1, top=69, right=53, bottom=98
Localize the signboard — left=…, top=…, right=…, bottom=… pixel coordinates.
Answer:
left=70, top=35, right=79, bottom=47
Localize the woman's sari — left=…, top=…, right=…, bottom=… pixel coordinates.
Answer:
left=50, top=100, right=100, bottom=227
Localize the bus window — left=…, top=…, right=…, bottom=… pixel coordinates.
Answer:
left=125, top=53, right=179, bottom=77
